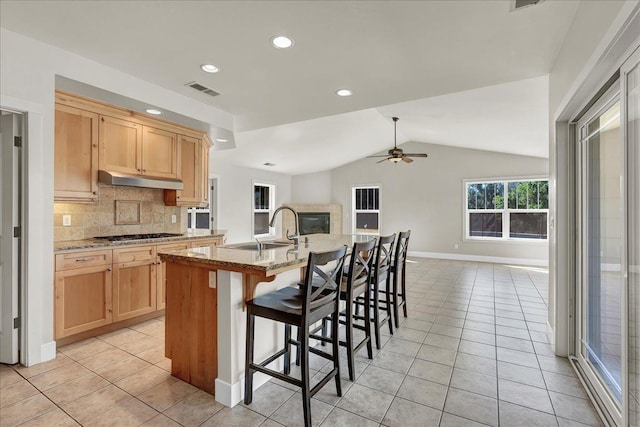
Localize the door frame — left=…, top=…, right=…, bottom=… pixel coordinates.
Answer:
left=0, top=109, right=22, bottom=364
left=1, top=94, right=51, bottom=367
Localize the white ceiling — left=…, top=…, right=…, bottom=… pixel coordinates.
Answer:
left=0, top=0, right=579, bottom=174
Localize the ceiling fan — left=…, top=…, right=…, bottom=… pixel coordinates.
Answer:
left=369, top=117, right=428, bottom=164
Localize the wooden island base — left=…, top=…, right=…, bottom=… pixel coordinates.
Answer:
left=165, top=261, right=218, bottom=394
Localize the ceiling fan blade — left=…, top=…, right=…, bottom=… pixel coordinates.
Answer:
left=402, top=156, right=414, bottom=163
left=403, top=153, right=429, bottom=158
left=377, top=157, right=390, bottom=164
left=367, top=155, right=392, bottom=158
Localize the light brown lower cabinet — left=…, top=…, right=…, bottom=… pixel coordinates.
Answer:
left=54, top=250, right=113, bottom=339
left=54, top=237, right=225, bottom=341
left=112, top=246, right=157, bottom=322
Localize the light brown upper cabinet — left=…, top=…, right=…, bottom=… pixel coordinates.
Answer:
left=54, top=104, right=99, bottom=202
left=99, top=115, right=143, bottom=175
left=164, top=135, right=209, bottom=207
left=141, top=126, right=178, bottom=178
left=55, top=90, right=211, bottom=205
left=99, top=116, right=178, bottom=179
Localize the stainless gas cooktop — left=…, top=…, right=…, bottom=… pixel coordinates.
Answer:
left=93, top=233, right=184, bottom=242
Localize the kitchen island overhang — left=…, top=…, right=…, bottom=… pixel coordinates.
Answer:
left=159, top=235, right=370, bottom=407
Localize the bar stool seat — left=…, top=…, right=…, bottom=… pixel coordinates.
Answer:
left=244, top=245, right=348, bottom=427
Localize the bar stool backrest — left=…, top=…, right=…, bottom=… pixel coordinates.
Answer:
left=373, top=234, right=396, bottom=285
left=304, top=245, right=348, bottom=312
left=394, top=230, right=411, bottom=269
left=346, top=239, right=377, bottom=294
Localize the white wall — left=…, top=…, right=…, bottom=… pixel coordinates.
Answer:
left=212, top=159, right=292, bottom=243
left=0, top=28, right=233, bottom=365
left=291, top=171, right=331, bottom=204
left=331, top=141, right=549, bottom=264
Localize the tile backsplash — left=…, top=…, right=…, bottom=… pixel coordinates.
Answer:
left=54, top=185, right=186, bottom=241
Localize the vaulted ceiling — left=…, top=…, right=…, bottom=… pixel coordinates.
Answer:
left=1, top=1, right=582, bottom=174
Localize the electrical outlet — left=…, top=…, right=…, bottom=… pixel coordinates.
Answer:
left=171, top=214, right=177, bottom=224
left=62, top=215, right=71, bottom=227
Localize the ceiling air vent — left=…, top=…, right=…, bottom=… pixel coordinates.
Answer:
left=511, top=0, right=544, bottom=11
left=185, top=81, right=220, bottom=97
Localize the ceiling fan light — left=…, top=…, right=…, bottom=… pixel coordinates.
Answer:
left=389, top=157, right=402, bottom=163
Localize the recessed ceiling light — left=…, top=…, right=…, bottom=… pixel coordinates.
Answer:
left=263, top=162, right=276, bottom=167
left=336, top=89, right=353, bottom=97
left=145, top=109, right=162, bottom=115
left=200, top=64, right=220, bottom=73
left=215, top=138, right=228, bottom=143
left=271, top=36, right=294, bottom=49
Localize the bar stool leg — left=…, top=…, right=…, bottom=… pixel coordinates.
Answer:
left=300, top=326, right=312, bottom=427
left=402, top=267, right=408, bottom=318
left=364, top=288, right=373, bottom=359
left=331, top=307, right=342, bottom=396
left=385, top=276, right=394, bottom=335
left=284, top=324, right=291, bottom=375
left=371, top=287, right=381, bottom=350
left=244, top=312, right=255, bottom=404
left=392, top=269, right=400, bottom=328
left=345, top=295, right=355, bottom=381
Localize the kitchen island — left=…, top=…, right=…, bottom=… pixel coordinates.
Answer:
left=158, top=235, right=368, bottom=407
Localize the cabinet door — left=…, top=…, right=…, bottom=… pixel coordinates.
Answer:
left=156, top=242, right=190, bottom=310
left=54, top=265, right=112, bottom=339
left=99, top=115, right=142, bottom=175
left=54, top=104, right=99, bottom=202
left=112, top=246, right=157, bottom=321
left=199, top=140, right=210, bottom=207
left=142, top=126, right=178, bottom=178
left=177, top=135, right=200, bottom=204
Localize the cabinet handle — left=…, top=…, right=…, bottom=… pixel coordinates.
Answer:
left=107, top=267, right=112, bottom=271
left=93, top=191, right=98, bottom=195
left=142, top=169, right=146, bottom=173
left=75, top=257, right=95, bottom=262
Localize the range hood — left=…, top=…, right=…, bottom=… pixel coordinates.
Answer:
left=98, top=170, right=183, bottom=190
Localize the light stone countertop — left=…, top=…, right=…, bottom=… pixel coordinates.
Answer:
left=54, top=229, right=227, bottom=252
left=158, top=234, right=375, bottom=276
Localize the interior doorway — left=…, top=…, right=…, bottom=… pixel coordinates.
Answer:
left=0, top=110, right=23, bottom=364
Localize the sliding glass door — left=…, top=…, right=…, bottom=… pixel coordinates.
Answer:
left=575, top=46, right=640, bottom=426
left=624, top=47, right=640, bottom=427
left=577, top=85, right=624, bottom=417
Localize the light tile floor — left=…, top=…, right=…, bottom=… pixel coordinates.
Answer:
left=0, top=258, right=603, bottom=426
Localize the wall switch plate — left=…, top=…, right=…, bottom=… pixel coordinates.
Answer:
left=171, top=214, right=177, bottom=224
left=62, top=215, right=71, bottom=226
left=454, top=243, right=459, bottom=249
left=209, top=271, right=217, bottom=289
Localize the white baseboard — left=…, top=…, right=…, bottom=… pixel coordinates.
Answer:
left=40, top=341, right=56, bottom=363
left=407, top=251, right=548, bottom=267
left=215, top=372, right=272, bottom=407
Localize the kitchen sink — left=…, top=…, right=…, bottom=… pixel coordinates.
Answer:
left=219, top=241, right=292, bottom=251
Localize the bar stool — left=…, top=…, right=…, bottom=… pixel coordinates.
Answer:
left=355, top=233, right=395, bottom=349
left=313, top=238, right=377, bottom=381
left=391, top=230, right=411, bottom=328
left=244, top=245, right=347, bottom=427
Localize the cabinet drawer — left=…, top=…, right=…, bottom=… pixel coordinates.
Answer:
left=157, top=242, right=190, bottom=254
left=55, top=250, right=112, bottom=271
left=114, top=246, right=156, bottom=265
left=189, top=237, right=224, bottom=249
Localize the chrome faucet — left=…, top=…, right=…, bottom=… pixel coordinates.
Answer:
left=269, top=206, right=300, bottom=246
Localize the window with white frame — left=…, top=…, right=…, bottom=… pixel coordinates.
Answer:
left=352, top=186, right=380, bottom=234
left=465, top=179, right=549, bottom=240
left=253, top=182, right=275, bottom=237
